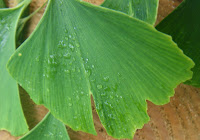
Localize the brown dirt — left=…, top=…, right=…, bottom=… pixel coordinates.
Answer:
left=1, top=0, right=200, bottom=140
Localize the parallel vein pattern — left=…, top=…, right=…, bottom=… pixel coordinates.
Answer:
left=7, top=0, right=194, bottom=138
left=102, top=0, right=159, bottom=25
left=156, top=0, right=200, bottom=87
left=20, top=113, right=70, bottom=140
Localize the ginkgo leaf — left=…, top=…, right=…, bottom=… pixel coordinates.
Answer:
left=0, top=0, right=6, bottom=8
left=102, top=0, right=159, bottom=25
left=0, top=0, right=30, bottom=136
left=156, top=0, right=200, bottom=88
left=7, top=0, right=194, bottom=138
left=20, top=113, right=70, bottom=140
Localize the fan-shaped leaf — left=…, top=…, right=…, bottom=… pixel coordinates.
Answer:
left=20, top=113, right=70, bottom=140
left=156, top=0, right=200, bottom=87
left=102, top=0, right=159, bottom=25
left=7, top=0, right=194, bottom=138
left=0, top=0, right=30, bottom=136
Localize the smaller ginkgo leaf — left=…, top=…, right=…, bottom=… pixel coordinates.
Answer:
left=20, top=113, right=70, bottom=140
left=7, top=0, right=194, bottom=138
left=101, top=0, right=159, bottom=25
left=156, top=0, right=200, bottom=87
left=0, top=0, right=30, bottom=136
left=0, top=0, right=6, bottom=8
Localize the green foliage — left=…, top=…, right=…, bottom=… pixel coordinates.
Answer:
left=6, top=0, right=194, bottom=138
left=20, top=113, right=70, bottom=140
left=102, top=0, right=159, bottom=25
left=0, top=0, right=6, bottom=8
left=156, top=0, right=200, bottom=87
left=0, top=0, right=30, bottom=136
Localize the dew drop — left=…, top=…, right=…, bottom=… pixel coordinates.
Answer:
left=72, top=68, right=76, bottom=72
left=103, top=76, right=109, bottom=82
left=69, top=43, right=75, bottom=52
left=104, top=86, right=111, bottom=91
left=109, top=104, right=113, bottom=109
left=108, top=114, right=114, bottom=119
left=112, top=84, right=118, bottom=91
left=5, top=25, right=10, bottom=31
left=110, top=95, right=113, bottom=99
left=50, top=55, right=54, bottom=58
left=97, top=85, right=103, bottom=89
left=69, top=61, right=73, bottom=65
left=80, top=91, right=84, bottom=95
left=64, top=69, right=70, bottom=73
left=65, top=37, right=68, bottom=41
left=58, top=40, right=66, bottom=48
left=63, top=53, right=71, bottom=59
left=68, top=103, right=73, bottom=107
left=75, top=42, right=80, bottom=48
left=104, top=101, right=109, bottom=105
left=35, top=56, right=39, bottom=62
left=85, top=58, right=89, bottom=63
left=86, top=69, right=91, bottom=76
left=72, top=57, right=76, bottom=61
left=76, top=95, right=80, bottom=100
left=117, top=72, right=121, bottom=77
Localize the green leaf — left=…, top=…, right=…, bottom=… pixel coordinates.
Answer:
left=156, top=0, right=200, bottom=88
left=102, top=0, right=159, bottom=25
left=0, top=0, right=30, bottom=136
left=0, top=0, right=5, bottom=8
left=7, top=0, right=194, bottom=138
left=20, top=113, right=70, bottom=140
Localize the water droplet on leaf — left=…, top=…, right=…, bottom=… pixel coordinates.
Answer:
left=97, top=85, right=103, bottom=89
left=103, top=76, right=109, bottom=82
left=63, top=53, right=71, bottom=59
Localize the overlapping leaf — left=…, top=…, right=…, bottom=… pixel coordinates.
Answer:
left=0, top=0, right=30, bottom=136
left=7, top=0, right=194, bottom=138
left=102, top=0, right=159, bottom=25
left=156, top=0, right=200, bottom=87
left=20, top=113, right=70, bottom=140
left=0, top=0, right=6, bottom=8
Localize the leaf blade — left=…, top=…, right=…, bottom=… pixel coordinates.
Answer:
left=102, top=0, right=159, bottom=25
left=20, top=113, right=70, bottom=140
left=0, top=1, right=30, bottom=136
left=7, top=0, right=194, bottom=138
